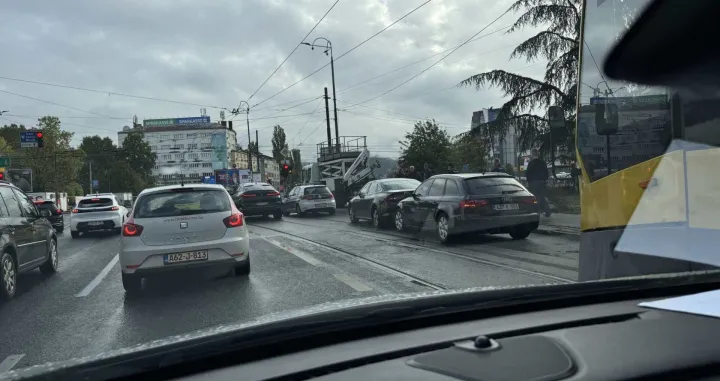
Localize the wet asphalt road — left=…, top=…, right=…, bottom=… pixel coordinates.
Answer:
left=0, top=212, right=579, bottom=372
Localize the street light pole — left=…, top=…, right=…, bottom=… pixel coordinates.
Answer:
left=236, top=101, right=252, bottom=175
left=302, top=38, right=339, bottom=151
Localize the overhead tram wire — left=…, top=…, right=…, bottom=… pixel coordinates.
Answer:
left=0, top=75, right=231, bottom=110
left=351, top=8, right=512, bottom=107
left=0, top=89, right=124, bottom=119
left=289, top=98, right=324, bottom=143
left=246, top=0, right=340, bottom=102
left=297, top=119, right=329, bottom=146
left=250, top=0, right=434, bottom=109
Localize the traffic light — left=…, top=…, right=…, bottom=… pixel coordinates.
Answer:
left=282, top=164, right=290, bottom=177
left=0, top=172, right=4, bottom=181
left=36, top=131, right=44, bottom=148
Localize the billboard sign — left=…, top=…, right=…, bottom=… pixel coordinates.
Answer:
left=211, top=133, right=227, bottom=170
left=20, top=131, right=40, bottom=148
left=143, top=116, right=210, bottom=127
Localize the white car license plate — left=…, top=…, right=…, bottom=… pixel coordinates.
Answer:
left=88, top=221, right=103, bottom=226
left=493, top=204, right=519, bottom=211
left=164, top=250, right=209, bottom=264
left=256, top=202, right=268, bottom=206
left=315, top=203, right=328, bottom=208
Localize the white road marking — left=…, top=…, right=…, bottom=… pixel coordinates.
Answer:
left=75, top=253, right=119, bottom=297
left=333, top=273, right=372, bottom=292
left=0, top=354, right=25, bottom=373
left=263, top=238, right=325, bottom=267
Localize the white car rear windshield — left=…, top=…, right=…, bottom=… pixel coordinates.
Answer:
left=134, top=189, right=231, bottom=218
left=78, top=198, right=114, bottom=207
left=304, top=186, right=331, bottom=195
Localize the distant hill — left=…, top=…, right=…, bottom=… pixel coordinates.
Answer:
left=370, top=156, right=398, bottom=178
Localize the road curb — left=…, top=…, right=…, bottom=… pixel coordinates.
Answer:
left=535, top=225, right=580, bottom=236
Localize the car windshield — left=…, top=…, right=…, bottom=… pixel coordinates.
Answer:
left=134, top=189, right=231, bottom=218
left=4, top=0, right=714, bottom=377
left=380, top=179, right=420, bottom=191
left=35, top=202, right=57, bottom=210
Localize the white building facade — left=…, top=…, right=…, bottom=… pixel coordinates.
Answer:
left=471, top=108, right=522, bottom=168
left=118, top=120, right=237, bottom=185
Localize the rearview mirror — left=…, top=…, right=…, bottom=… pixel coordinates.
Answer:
left=412, top=193, right=419, bottom=200
left=40, top=209, right=51, bottom=218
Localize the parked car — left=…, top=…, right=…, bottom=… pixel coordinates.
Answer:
left=348, top=178, right=420, bottom=228
left=0, top=181, right=58, bottom=300
left=34, top=200, right=65, bottom=233
left=119, top=184, right=251, bottom=293
left=394, top=174, right=540, bottom=244
left=233, top=182, right=283, bottom=219
left=70, top=194, right=128, bottom=238
left=282, top=185, right=336, bottom=216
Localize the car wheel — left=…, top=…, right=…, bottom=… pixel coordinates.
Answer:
left=122, top=273, right=142, bottom=293
left=0, top=252, right=17, bottom=300
left=234, top=259, right=251, bottom=276
left=39, top=238, right=58, bottom=275
left=394, top=210, right=405, bottom=232
left=71, top=231, right=80, bottom=239
left=295, top=204, right=304, bottom=216
left=349, top=207, right=359, bottom=223
left=371, top=207, right=382, bottom=229
left=509, top=226, right=532, bottom=240
left=273, top=210, right=283, bottom=219
left=436, top=213, right=452, bottom=244
left=283, top=209, right=290, bottom=216
left=328, top=208, right=336, bottom=216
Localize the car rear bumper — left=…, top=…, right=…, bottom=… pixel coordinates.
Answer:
left=71, top=213, right=123, bottom=232
left=125, top=256, right=248, bottom=277
left=299, top=199, right=336, bottom=212
left=120, top=235, right=250, bottom=275
left=240, top=205, right=282, bottom=216
left=451, top=213, right=540, bottom=234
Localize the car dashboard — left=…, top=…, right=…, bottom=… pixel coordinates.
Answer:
left=176, top=296, right=720, bottom=381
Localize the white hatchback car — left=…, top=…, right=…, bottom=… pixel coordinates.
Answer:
left=70, top=194, right=128, bottom=238
left=119, top=184, right=250, bottom=292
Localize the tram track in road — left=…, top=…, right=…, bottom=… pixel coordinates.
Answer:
left=250, top=217, right=575, bottom=285
left=249, top=223, right=448, bottom=291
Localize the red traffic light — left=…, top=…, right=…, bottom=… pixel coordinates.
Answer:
left=283, top=164, right=289, bottom=170
left=0, top=173, right=4, bottom=180
left=36, top=132, right=43, bottom=138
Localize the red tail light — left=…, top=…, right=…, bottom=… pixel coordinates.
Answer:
left=241, top=193, right=256, bottom=198
left=122, top=223, right=144, bottom=237
left=56, top=209, right=63, bottom=214
left=268, top=191, right=281, bottom=196
left=111, top=206, right=119, bottom=211
left=223, top=212, right=244, bottom=227
left=72, top=209, right=79, bottom=213
left=521, top=197, right=537, bottom=204
left=329, top=193, right=334, bottom=199
left=460, top=200, right=488, bottom=208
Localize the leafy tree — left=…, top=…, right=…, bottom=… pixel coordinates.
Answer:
left=247, top=141, right=259, bottom=156
left=65, top=182, right=84, bottom=196
left=450, top=134, right=487, bottom=173
left=78, top=135, right=116, bottom=193
left=459, top=0, right=581, bottom=159
left=289, top=148, right=302, bottom=184
left=114, top=133, right=156, bottom=193
left=21, top=116, right=85, bottom=193
left=271, top=125, right=289, bottom=164
left=0, top=136, right=13, bottom=155
left=399, top=119, right=452, bottom=172
left=0, top=123, right=26, bottom=150
left=504, top=163, right=516, bottom=176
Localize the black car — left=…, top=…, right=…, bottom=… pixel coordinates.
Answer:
left=348, top=178, right=421, bottom=228
left=0, top=181, right=59, bottom=300
left=395, top=173, right=540, bottom=244
left=233, top=182, right=283, bottom=219
left=34, top=200, right=65, bottom=233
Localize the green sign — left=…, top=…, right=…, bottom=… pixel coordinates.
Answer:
left=0, top=157, right=10, bottom=167
left=143, top=118, right=175, bottom=127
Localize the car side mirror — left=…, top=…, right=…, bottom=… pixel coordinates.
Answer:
left=412, top=193, right=420, bottom=200
left=40, top=209, right=51, bottom=218
left=353, top=191, right=359, bottom=196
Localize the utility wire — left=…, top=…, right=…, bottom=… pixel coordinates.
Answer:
left=0, top=76, right=230, bottom=110
left=247, top=0, right=340, bottom=102
left=352, top=8, right=511, bottom=106
left=297, top=119, right=328, bottom=146
left=0, top=89, right=122, bottom=119
left=250, top=0, right=434, bottom=109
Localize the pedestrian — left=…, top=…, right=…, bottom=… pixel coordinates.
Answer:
left=491, top=159, right=506, bottom=173
left=570, top=161, right=580, bottom=192
left=525, top=149, right=551, bottom=217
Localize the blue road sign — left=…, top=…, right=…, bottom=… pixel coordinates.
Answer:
left=20, top=131, right=39, bottom=148
left=92, top=179, right=99, bottom=188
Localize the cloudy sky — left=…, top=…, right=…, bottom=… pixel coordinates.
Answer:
left=0, top=0, right=549, bottom=159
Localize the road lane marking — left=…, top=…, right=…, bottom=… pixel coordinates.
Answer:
left=333, top=273, right=372, bottom=292
left=75, top=253, right=119, bottom=297
left=0, top=354, right=25, bottom=373
left=263, top=238, right=326, bottom=266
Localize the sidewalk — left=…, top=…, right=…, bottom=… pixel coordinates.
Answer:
left=536, top=213, right=580, bottom=236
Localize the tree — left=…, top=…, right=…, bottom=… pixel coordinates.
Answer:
left=113, top=133, right=156, bottom=193
left=247, top=141, right=259, bottom=156
left=0, top=123, right=25, bottom=150
left=399, top=119, right=452, bottom=172
left=459, top=0, right=581, bottom=159
left=271, top=125, right=289, bottom=164
left=78, top=135, right=116, bottom=193
left=21, top=116, right=85, bottom=193
left=450, top=134, right=487, bottom=172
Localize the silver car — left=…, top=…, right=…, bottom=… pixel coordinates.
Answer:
left=119, top=184, right=251, bottom=293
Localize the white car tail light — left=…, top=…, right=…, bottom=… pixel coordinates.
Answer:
left=223, top=213, right=244, bottom=228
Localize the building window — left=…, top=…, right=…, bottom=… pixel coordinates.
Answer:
left=201, top=152, right=211, bottom=158
left=174, top=133, right=183, bottom=139
left=201, top=143, right=211, bottom=149
left=188, top=143, right=198, bottom=149
left=161, top=145, right=170, bottom=150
